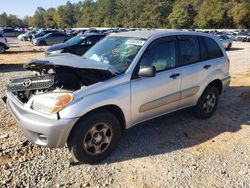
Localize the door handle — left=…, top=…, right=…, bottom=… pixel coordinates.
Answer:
left=169, top=73, right=180, bottom=79
left=203, top=65, right=211, bottom=70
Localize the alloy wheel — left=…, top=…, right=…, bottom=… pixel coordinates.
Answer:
left=83, top=122, right=113, bottom=155
left=203, top=93, right=216, bottom=113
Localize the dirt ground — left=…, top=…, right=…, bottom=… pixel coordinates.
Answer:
left=0, top=38, right=250, bottom=188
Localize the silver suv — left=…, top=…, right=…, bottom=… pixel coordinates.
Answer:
left=5, top=31, right=230, bottom=163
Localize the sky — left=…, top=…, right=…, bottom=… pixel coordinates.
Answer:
left=0, top=0, right=81, bottom=18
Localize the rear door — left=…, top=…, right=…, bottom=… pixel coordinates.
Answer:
left=178, top=35, right=223, bottom=107
left=45, top=33, right=54, bottom=45
left=130, top=37, right=182, bottom=125
left=52, top=33, right=62, bottom=44
left=57, top=33, right=67, bottom=43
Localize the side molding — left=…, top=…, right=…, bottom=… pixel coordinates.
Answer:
left=181, top=86, right=200, bottom=99
left=139, top=92, right=180, bottom=113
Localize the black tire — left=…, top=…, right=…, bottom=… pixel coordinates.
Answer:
left=192, top=85, right=219, bottom=119
left=0, top=45, right=5, bottom=54
left=67, top=110, right=121, bottom=164
left=226, top=43, right=232, bottom=50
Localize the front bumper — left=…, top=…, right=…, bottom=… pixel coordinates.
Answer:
left=6, top=95, right=79, bottom=148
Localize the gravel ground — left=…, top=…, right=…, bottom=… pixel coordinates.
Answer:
left=0, top=39, right=250, bottom=188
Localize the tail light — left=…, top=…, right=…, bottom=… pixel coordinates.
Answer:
left=5, top=38, right=7, bottom=43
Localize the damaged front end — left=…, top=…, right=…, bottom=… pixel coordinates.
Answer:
left=6, top=54, right=118, bottom=114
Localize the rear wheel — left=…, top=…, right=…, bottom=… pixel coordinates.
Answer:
left=67, top=110, right=121, bottom=164
left=192, top=85, right=219, bottom=119
left=0, top=45, right=5, bottom=54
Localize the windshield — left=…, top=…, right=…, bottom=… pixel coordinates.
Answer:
left=66, top=35, right=85, bottom=45
left=83, top=36, right=145, bottom=73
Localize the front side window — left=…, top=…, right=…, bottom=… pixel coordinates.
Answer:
left=179, top=36, right=200, bottom=65
left=66, top=36, right=85, bottom=45
left=140, top=40, right=176, bottom=72
left=83, top=36, right=145, bottom=73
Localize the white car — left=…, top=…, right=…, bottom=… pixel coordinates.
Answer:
left=17, top=30, right=37, bottom=41
left=218, top=35, right=233, bottom=50
left=0, top=33, right=9, bottom=53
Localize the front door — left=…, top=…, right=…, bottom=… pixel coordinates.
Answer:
left=130, top=37, right=182, bottom=126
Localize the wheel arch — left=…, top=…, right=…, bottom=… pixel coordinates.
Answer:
left=72, top=104, right=126, bottom=133
left=0, top=42, right=8, bottom=49
left=205, top=79, right=223, bottom=95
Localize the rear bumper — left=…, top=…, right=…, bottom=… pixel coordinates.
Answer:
left=6, top=95, right=79, bottom=148
left=222, top=76, right=231, bottom=90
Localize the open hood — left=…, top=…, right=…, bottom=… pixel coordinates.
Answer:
left=24, top=53, right=120, bottom=75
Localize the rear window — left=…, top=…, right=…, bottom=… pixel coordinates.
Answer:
left=0, top=33, right=3, bottom=37
left=179, top=36, right=200, bottom=65
left=202, top=37, right=223, bottom=59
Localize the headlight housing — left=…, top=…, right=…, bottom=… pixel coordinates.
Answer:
left=31, top=93, right=73, bottom=114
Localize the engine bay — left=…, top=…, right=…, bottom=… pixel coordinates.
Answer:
left=7, top=64, right=115, bottom=104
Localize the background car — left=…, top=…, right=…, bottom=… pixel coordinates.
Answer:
left=45, top=33, right=105, bottom=56
left=218, top=35, right=233, bottom=50
left=0, top=28, right=23, bottom=37
left=235, top=32, right=250, bottom=42
left=17, top=30, right=37, bottom=41
left=32, top=32, right=70, bottom=46
left=32, top=30, right=58, bottom=40
left=0, top=33, right=9, bottom=53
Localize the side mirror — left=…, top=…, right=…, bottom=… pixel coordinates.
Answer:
left=138, top=66, right=156, bottom=77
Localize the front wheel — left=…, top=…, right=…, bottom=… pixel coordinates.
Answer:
left=192, top=85, right=219, bottom=119
left=0, top=45, right=5, bottom=54
left=226, top=43, right=232, bottom=50
left=67, top=110, right=121, bottom=164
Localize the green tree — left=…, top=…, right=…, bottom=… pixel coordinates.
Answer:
left=44, top=8, right=57, bottom=28
left=139, top=0, right=173, bottom=28
left=7, top=14, right=23, bottom=27
left=31, top=7, right=46, bottom=28
left=22, top=16, right=32, bottom=28
left=195, top=0, right=226, bottom=28
left=0, top=13, right=8, bottom=27
left=168, top=0, right=199, bottom=29
left=77, top=0, right=96, bottom=27
left=55, top=3, right=76, bottom=28
left=230, top=2, right=250, bottom=28
left=124, top=0, right=144, bottom=27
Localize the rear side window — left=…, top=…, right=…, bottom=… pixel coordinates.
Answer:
left=202, top=37, right=223, bottom=59
left=179, top=36, right=200, bottom=65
